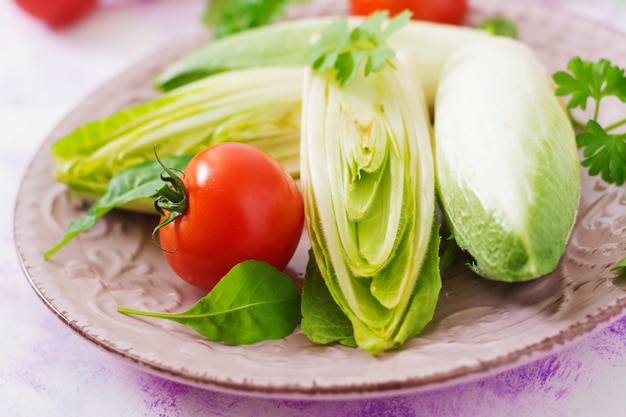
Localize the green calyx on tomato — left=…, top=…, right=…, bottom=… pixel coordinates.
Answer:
left=152, top=146, right=188, bottom=251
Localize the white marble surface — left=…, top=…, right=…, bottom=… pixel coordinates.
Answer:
left=3, top=0, right=626, bottom=416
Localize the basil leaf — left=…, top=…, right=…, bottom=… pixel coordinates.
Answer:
left=44, top=155, right=192, bottom=259
left=301, top=252, right=356, bottom=348
left=118, top=260, right=302, bottom=345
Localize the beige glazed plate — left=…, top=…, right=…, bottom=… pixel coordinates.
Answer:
left=13, top=0, right=626, bottom=399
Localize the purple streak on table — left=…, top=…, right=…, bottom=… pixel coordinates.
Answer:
left=114, top=314, right=626, bottom=417
left=476, top=355, right=581, bottom=400
left=140, top=376, right=191, bottom=417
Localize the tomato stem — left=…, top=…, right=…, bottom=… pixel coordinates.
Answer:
left=152, top=145, right=188, bottom=251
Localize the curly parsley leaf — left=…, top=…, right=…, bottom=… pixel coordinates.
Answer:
left=553, top=57, right=626, bottom=185
left=577, top=120, right=626, bottom=185
left=305, top=10, right=411, bottom=86
left=554, top=57, right=626, bottom=114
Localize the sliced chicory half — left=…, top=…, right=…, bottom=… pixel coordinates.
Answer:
left=52, top=66, right=304, bottom=209
left=300, top=52, right=440, bottom=355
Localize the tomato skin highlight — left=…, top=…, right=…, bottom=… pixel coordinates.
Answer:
left=158, top=143, right=305, bottom=291
left=14, top=0, right=97, bottom=27
left=349, top=0, right=411, bottom=17
left=349, top=0, right=468, bottom=25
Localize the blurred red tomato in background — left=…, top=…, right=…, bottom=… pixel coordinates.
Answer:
left=349, top=0, right=468, bottom=25
left=14, top=0, right=98, bottom=27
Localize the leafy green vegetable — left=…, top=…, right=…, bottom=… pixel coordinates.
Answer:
left=302, top=225, right=441, bottom=351
left=576, top=121, right=626, bottom=185
left=117, top=260, right=301, bottom=345
left=153, top=16, right=489, bottom=105
left=301, top=49, right=441, bottom=355
left=154, top=18, right=328, bottom=92
left=44, top=155, right=192, bottom=259
left=553, top=57, right=626, bottom=185
left=435, top=37, right=580, bottom=281
left=553, top=57, right=626, bottom=114
left=475, top=16, right=517, bottom=38
left=202, top=0, right=307, bottom=39
left=56, top=18, right=490, bottom=213
left=300, top=252, right=356, bottom=348
left=305, top=10, right=411, bottom=86
left=52, top=66, right=303, bottom=209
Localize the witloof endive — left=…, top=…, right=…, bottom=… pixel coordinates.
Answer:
left=300, top=52, right=441, bottom=355
left=434, top=37, right=580, bottom=281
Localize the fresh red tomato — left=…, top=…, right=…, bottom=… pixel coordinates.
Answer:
left=350, top=0, right=468, bottom=26
left=349, top=0, right=411, bottom=17
left=14, top=0, right=97, bottom=27
left=157, top=142, right=305, bottom=291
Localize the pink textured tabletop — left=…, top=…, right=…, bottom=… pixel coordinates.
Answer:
left=4, top=0, right=626, bottom=416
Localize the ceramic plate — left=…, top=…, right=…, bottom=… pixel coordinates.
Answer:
left=14, top=0, right=626, bottom=399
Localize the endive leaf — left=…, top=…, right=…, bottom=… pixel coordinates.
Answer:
left=154, top=16, right=490, bottom=105
left=301, top=52, right=440, bottom=355
left=301, top=252, right=357, bottom=347
left=52, top=66, right=303, bottom=210
left=434, top=37, right=580, bottom=281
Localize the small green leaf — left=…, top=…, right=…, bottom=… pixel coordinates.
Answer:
left=44, top=155, right=192, bottom=259
left=475, top=16, right=517, bottom=38
left=301, top=252, right=356, bottom=347
left=304, top=18, right=350, bottom=72
left=613, top=257, right=626, bottom=271
left=552, top=57, right=626, bottom=185
left=577, top=120, right=626, bottom=185
left=553, top=57, right=626, bottom=111
left=381, top=10, right=411, bottom=39
left=305, top=10, right=411, bottom=86
left=365, top=47, right=395, bottom=75
left=202, top=0, right=305, bottom=39
left=118, top=260, right=301, bottom=345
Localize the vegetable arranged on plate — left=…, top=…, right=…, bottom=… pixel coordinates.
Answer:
left=434, top=37, right=580, bottom=281
left=300, top=12, right=440, bottom=354
left=45, top=9, right=626, bottom=354
left=118, top=260, right=302, bottom=345
left=14, top=0, right=97, bottom=27
left=152, top=142, right=304, bottom=291
left=553, top=57, right=626, bottom=185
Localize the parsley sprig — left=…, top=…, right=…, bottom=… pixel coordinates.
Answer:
left=203, top=0, right=306, bottom=39
left=553, top=57, right=626, bottom=185
left=305, top=10, right=411, bottom=87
